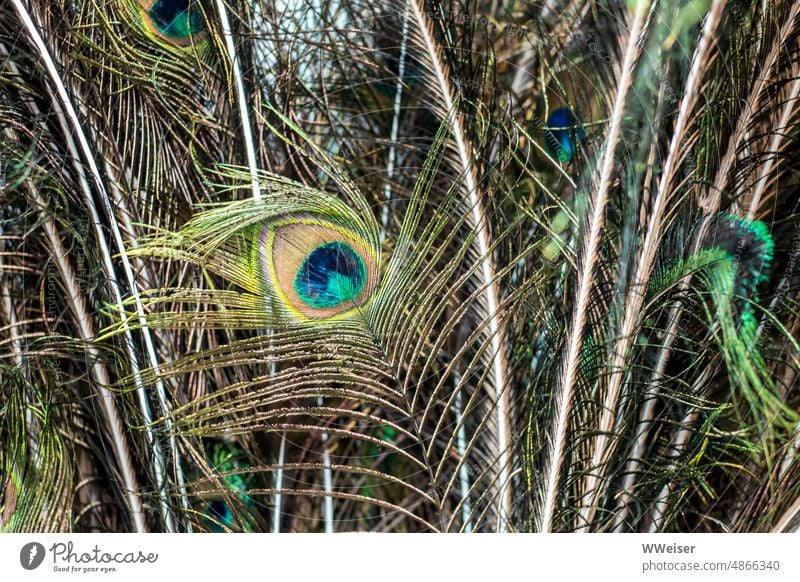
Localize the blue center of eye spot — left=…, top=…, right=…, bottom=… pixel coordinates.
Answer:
left=294, top=242, right=367, bottom=309
left=149, top=0, right=206, bottom=39
left=204, top=499, right=233, bottom=532
left=544, top=107, right=586, bottom=163
left=208, top=500, right=230, bottom=521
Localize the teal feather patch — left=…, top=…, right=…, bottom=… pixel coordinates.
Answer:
left=294, top=242, right=368, bottom=309
left=200, top=442, right=254, bottom=533
left=543, top=107, right=587, bottom=164
left=203, top=499, right=234, bottom=532
left=698, top=212, right=774, bottom=303
left=138, top=0, right=207, bottom=45
left=262, top=217, right=379, bottom=320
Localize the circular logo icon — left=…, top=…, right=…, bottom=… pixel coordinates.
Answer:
left=20, top=542, right=46, bottom=570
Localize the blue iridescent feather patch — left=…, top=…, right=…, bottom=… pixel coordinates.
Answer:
left=543, top=107, right=586, bottom=164
left=203, top=499, right=233, bottom=532
left=294, top=242, right=367, bottom=309
left=146, top=0, right=206, bottom=42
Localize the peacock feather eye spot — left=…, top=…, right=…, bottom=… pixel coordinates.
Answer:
left=207, top=499, right=230, bottom=521
left=203, top=499, right=233, bottom=532
left=137, top=0, right=207, bottom=46
left=265, top=220, right=379, bottom=320
left=294, top=242, right=367, bottom=309
left=543, top=107, right=586, bottom=164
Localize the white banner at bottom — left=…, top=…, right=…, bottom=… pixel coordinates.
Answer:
left=0, top=533, right=797, bottom=582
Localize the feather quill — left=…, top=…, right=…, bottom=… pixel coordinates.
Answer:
left=537, top=0, right=650, bottom=532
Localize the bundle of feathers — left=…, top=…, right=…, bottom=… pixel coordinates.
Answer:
left=1, top=0, right=800, bottom=533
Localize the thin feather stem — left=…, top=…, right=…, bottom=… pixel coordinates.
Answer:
left=594, top=0, right=727, bottom=530
left=707, top=0, right=800, bottom=212
left=453, top=372, right=473, bottom=533
left=380, top=1, right=410, bottom=235
left=409, top=0, right=512, bottom=531
left=536, top=0, right=649, bottom=532
left=14, top=161, right=147, bottom=532
left=747, top=70, right=800, bottom=219
left=319, top=395, right=334, bottom=533
left=772, top=494, right=800, bottom=532
left=7, top=1, right=183, bottom=531
left=213, top=0, right=262, bottom=201
left=272, top=431, right=287, bottom=532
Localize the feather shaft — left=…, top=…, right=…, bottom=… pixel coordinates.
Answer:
left=213, top=0, right=262, bottom=201
left=380, top=1, right=410, bottom=234
left=6, top=1, right=183, bottom=531
left=589, top=0, right=727, bottom=530
left=707, top=0, right=800, bottom=212
left=408, top=0, right=512, bottom=531
left=11, top=159, right=147, bottom=532
left=272, top=431, right=287, bottom=532
left=537, top=0, right=649, bottom=532
left=747, top=71, right=800, bottom=219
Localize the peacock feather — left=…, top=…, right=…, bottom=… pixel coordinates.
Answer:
left=543, top=106, right=586, bottom=163
left=1, top=0, right=800, bottom=534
